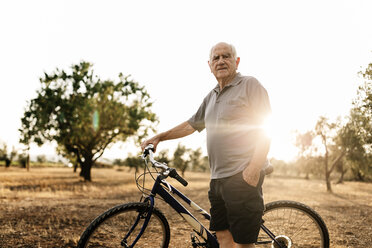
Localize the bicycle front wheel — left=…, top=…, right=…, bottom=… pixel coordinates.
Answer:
left=258, top=200, right=329, bottom=248
left=77, top=202, right=170, bottom=248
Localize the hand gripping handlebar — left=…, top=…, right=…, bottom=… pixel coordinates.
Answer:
left=142, top=144, right=188, bottom=186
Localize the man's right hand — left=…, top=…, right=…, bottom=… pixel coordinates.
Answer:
left=140, top=136, right=161, bottom=152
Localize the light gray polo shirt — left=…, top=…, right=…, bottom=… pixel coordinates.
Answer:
left=188, top=73, right=271, bottom=179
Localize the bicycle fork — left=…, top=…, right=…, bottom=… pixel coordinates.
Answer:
left=121, top=197, right=155, bottom=248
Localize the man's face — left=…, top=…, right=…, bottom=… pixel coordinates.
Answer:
left=208, top=44, right=240, bottom=81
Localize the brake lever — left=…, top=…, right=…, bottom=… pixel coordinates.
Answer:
left=161, top=179, right=173, bottom=193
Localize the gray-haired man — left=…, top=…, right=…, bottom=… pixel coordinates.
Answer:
left=141, top=42, right=271, bottom=248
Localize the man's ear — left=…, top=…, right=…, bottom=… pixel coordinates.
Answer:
left=208, top=61, right=213, bottom=72
left=236, top=57, right=241, bottom=68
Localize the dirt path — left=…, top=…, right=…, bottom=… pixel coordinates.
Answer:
left=0, top=167, right=371, bottom=247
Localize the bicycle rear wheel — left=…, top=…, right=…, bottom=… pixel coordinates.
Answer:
left=257, top=200, right=329, bottom=248
left=77, top=202, right=170, bottom=248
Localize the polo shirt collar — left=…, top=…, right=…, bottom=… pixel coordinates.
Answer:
left=213, top=72, right=243, bottom=93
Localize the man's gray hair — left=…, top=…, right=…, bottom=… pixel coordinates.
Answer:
left=209, top=42, right=238, bottom=60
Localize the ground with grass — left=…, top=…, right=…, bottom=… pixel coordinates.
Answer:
left=0, top=167, right=371, bottom=247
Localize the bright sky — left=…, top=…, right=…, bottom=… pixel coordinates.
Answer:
left=0, top=0, right=371, bottom=162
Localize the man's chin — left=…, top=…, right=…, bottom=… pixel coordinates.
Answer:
left=215, top=71, right=228, bottom=77
left=215, top=72, right=231, bottom=80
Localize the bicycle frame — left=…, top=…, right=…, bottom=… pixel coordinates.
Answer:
left=131, top=173, right=281, bottom=248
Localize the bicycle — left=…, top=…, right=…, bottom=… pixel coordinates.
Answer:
left=77, top=144, right=330, bottom=248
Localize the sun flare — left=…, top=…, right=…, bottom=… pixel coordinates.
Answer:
left=263, top=114, right=298, bottom=161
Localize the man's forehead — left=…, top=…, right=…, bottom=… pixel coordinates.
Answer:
left=211, top=45, right=232, bottom=55
left=212, top=47, right=232, bottom=56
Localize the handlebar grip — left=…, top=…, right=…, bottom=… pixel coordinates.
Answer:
left=174, top=173, right=188, bottom=187
left=168, top=168, right=188, bottom=187
left=143, top=144, right=155, bottom=157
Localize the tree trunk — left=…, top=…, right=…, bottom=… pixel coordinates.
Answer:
left=5, top=158, right=11, bottom=168
left=324, top=153, right=332, bottom=192
left=26, top=154, right=30, bottom=172
left=337, top=169, right=346, bottom=184
left=328, top=152, right=346, bottom=187
left=325, top=171, right=332, bottom=192
left=357, top=170, right=365, bottom=181
left=80, top=158, right=93, bottom=181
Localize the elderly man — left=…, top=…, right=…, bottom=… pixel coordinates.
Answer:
left=141, top=42, right=271, bottom=248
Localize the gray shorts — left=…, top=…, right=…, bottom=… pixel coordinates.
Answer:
left=208, top=170, right=265, bottom=244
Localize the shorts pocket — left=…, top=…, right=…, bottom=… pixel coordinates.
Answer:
left=238, top=171, right=262, bottom=189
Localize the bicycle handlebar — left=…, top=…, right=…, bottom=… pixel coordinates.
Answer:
left=142, top=144, right=188, bottom=187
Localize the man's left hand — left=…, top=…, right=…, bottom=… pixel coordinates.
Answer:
left=242, top=167, right=261, bottom=187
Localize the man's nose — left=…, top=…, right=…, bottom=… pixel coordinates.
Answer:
left=217, top=57, right=225, bottom=64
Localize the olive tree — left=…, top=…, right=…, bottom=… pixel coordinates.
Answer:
left=339, top=63, right=372, bottom=181
left=19, top=61, right=156, bottom=181
left=0, top=143, right=17, bottom=168
left=172, top=143, right=190, bottom=176
left=315, top=116, right=346, bottom=192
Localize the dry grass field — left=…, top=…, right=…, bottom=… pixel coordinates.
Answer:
left=0, top=166, right=371, bottom=248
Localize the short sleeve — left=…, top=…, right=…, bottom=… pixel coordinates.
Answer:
left=247, top=78, right=272, bottom=125
left=187, top=97, right=207, bottom=132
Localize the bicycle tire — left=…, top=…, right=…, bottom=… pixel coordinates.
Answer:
left=77, top=202, right=170, bottom=248
left=258, top=200, right=330, bottom=248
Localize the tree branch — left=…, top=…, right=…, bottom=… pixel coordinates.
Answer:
left=329, top=150, right=346, bottom=174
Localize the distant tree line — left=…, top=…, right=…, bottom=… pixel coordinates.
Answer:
left=0, top=143, right=59, bottom=168
left=113, top=144, right=209, bottom=176
left=0, top=143, right=30, bottom=168
left=0, top=143, right=18, bottom=167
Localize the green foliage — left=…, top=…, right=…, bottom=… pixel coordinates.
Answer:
left=268, top=158, right=290, bottom=175
left=314, top=117, right=345, bottom=191
left=171, top=143, right=190, bottom=176
left=293, top=117, right=345, bottom=191
left=188, top=148, right=208, bottom=172
left=169, top=145, right=209, bottom=174
left=291, top=61, right=372, bottom=183
left=19, top=61, right=157, bottom=180
left=295, top=131, right=314, bottom=156
left=113, top=158, right=125, bottom=166
left=0, top=143, right=18, bottom=167
left=36, top=155, right=47, bottom=164
left=338, top=64, right=372, bottom=181
left=157, top=149, right=171, bottom=164
left=0, top=143, right=7, bottom=161
left=295, top=131, right=316, bottom=178
left=18, top=153, right=28, bottom=168
left=123, top=154, right=144, bottom=173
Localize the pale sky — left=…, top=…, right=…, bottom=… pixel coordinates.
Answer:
left=0, top=0, right=371, bottom=162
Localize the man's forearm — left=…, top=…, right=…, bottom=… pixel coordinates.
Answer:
left=141, top=121, right=196, bottom=151
left=158, top=121, right=196, bottom=141
left=242, top=132, right=271, bottom=186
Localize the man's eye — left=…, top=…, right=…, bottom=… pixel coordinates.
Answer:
left=213, top=56, right=219, bottom=61
left=223, top=54, right=231, bottom=59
